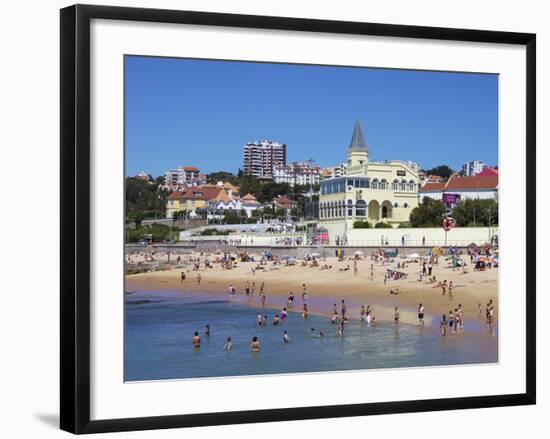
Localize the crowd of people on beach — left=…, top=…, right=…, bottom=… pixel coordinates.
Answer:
left=127, top=243, right=498, bottom=352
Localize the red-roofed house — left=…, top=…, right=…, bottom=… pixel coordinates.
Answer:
left=166, top=185, right=229, bottom=218
left=419, top=174, right=498, bottom=205
left=273, top=195, right=296, bottom=210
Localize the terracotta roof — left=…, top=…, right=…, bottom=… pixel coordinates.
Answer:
left=167, top=191, right=186, bottom=200
left=183, top=166, right=200, bottom=172
left=420, top=175, right=498, bottom=193
left=445, top=175, right=498, bottom=190
left=241, top=193, right=260, bottom=205
left=183, top=186, right=224, bottom=201
left=419, top=182, right=446, bottom=192
left=273, top=195, right=296, bottom=208
left=477, top=167, right=498, bottom=177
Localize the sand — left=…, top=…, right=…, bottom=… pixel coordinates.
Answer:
left=125, top=249, right=498, bottom=327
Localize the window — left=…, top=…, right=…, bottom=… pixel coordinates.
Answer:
left=347, top=199, right=353, bottom=216
left=404, top=203, right=409, bottom=208
left=371, top=179, right=378, bottom=190
left=380, top=179, right=387, bottom=190
left=408, top=180, right=416, bottom=191
left=394, top=202, right=399, bottom=208
left=400, top=180, right=407, bottom=191
left=356, top=200, right=367, bottom=216
left=392, top=179, right=399, bottom=191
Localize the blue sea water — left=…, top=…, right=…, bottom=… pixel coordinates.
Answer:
left=124, top=291, right=498, bottom=382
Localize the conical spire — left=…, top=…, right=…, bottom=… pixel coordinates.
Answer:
left=348, top=118, right=368, bottom=152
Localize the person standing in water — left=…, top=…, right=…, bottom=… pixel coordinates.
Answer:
left=341, top=300, right=347, bottom=320
left=205, top=324, right=210, bottom=336
left=457, top=303, right=464, bottom=330
left=251, top=336, right=260, bottom=352
left=440, top=314, right=447, bottom=336
left=394, top=306, right=400, bottom=326
left=192, top=331, right=201, bottom=348
left=181, top=271, right=186, bottom=283
left=418, top=303, right=425, bottom=327
left=337, top=321, right=344, bottom=336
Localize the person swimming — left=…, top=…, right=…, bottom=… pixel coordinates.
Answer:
left=273, top=314, right=280, bottom=325
left=224, top=337, right=232, bottom=350
left=283, top=330, right=289, bottom=343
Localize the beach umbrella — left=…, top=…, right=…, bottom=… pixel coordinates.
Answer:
left=354, top=250, right=364, bottom=257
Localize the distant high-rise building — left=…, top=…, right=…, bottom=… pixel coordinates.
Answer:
left=243, top=140, right=286, bottom=179
left=461, top=160, right=487, bottom=176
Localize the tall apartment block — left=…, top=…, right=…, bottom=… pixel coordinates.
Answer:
left=243, top=140, right=286, bottom=179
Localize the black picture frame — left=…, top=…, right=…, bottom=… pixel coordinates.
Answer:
left=60, top=4, right=536, bottom=434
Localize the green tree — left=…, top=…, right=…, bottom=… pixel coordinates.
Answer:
left=207, top=171, right=238, bottom=185
left=125, top=177, right=167, bottom=221
left=423, top=165, right=455, bottom=179
left=451, top=199, right=498, bottom=227
left=409, top=197, right=446, bottom=227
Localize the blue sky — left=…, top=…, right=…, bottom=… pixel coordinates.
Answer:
left=125, top=56, right=498, bottom=177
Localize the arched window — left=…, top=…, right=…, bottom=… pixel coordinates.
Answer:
left=408, top=180, right=415, bottom=191
left=392, top=179, right=399, bottom=191
left=356, top=199, right=367, bottom=216
left=380, top=179, right=387, bottom=190
left=404, top=203, right=409, bottom=208
left=400, top=180, right=407, bottom=191
left=394, top=202, right=399, bottom=208
left=347, top=199, right=353, bottom=217
left=371, top=178, right=378, bottom=190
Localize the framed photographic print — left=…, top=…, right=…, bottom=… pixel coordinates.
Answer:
left=60, top=4, right=536, bottom=434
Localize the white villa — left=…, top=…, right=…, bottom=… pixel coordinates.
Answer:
left=317, top=119, right=420, bottom=241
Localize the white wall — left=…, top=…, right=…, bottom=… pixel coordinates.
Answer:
left=348, top=226, right=497, bottom=247
left=1, top=1, right=546, bottom=439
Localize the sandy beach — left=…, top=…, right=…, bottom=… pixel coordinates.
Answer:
left=125, top=249, right=498, bottom=327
